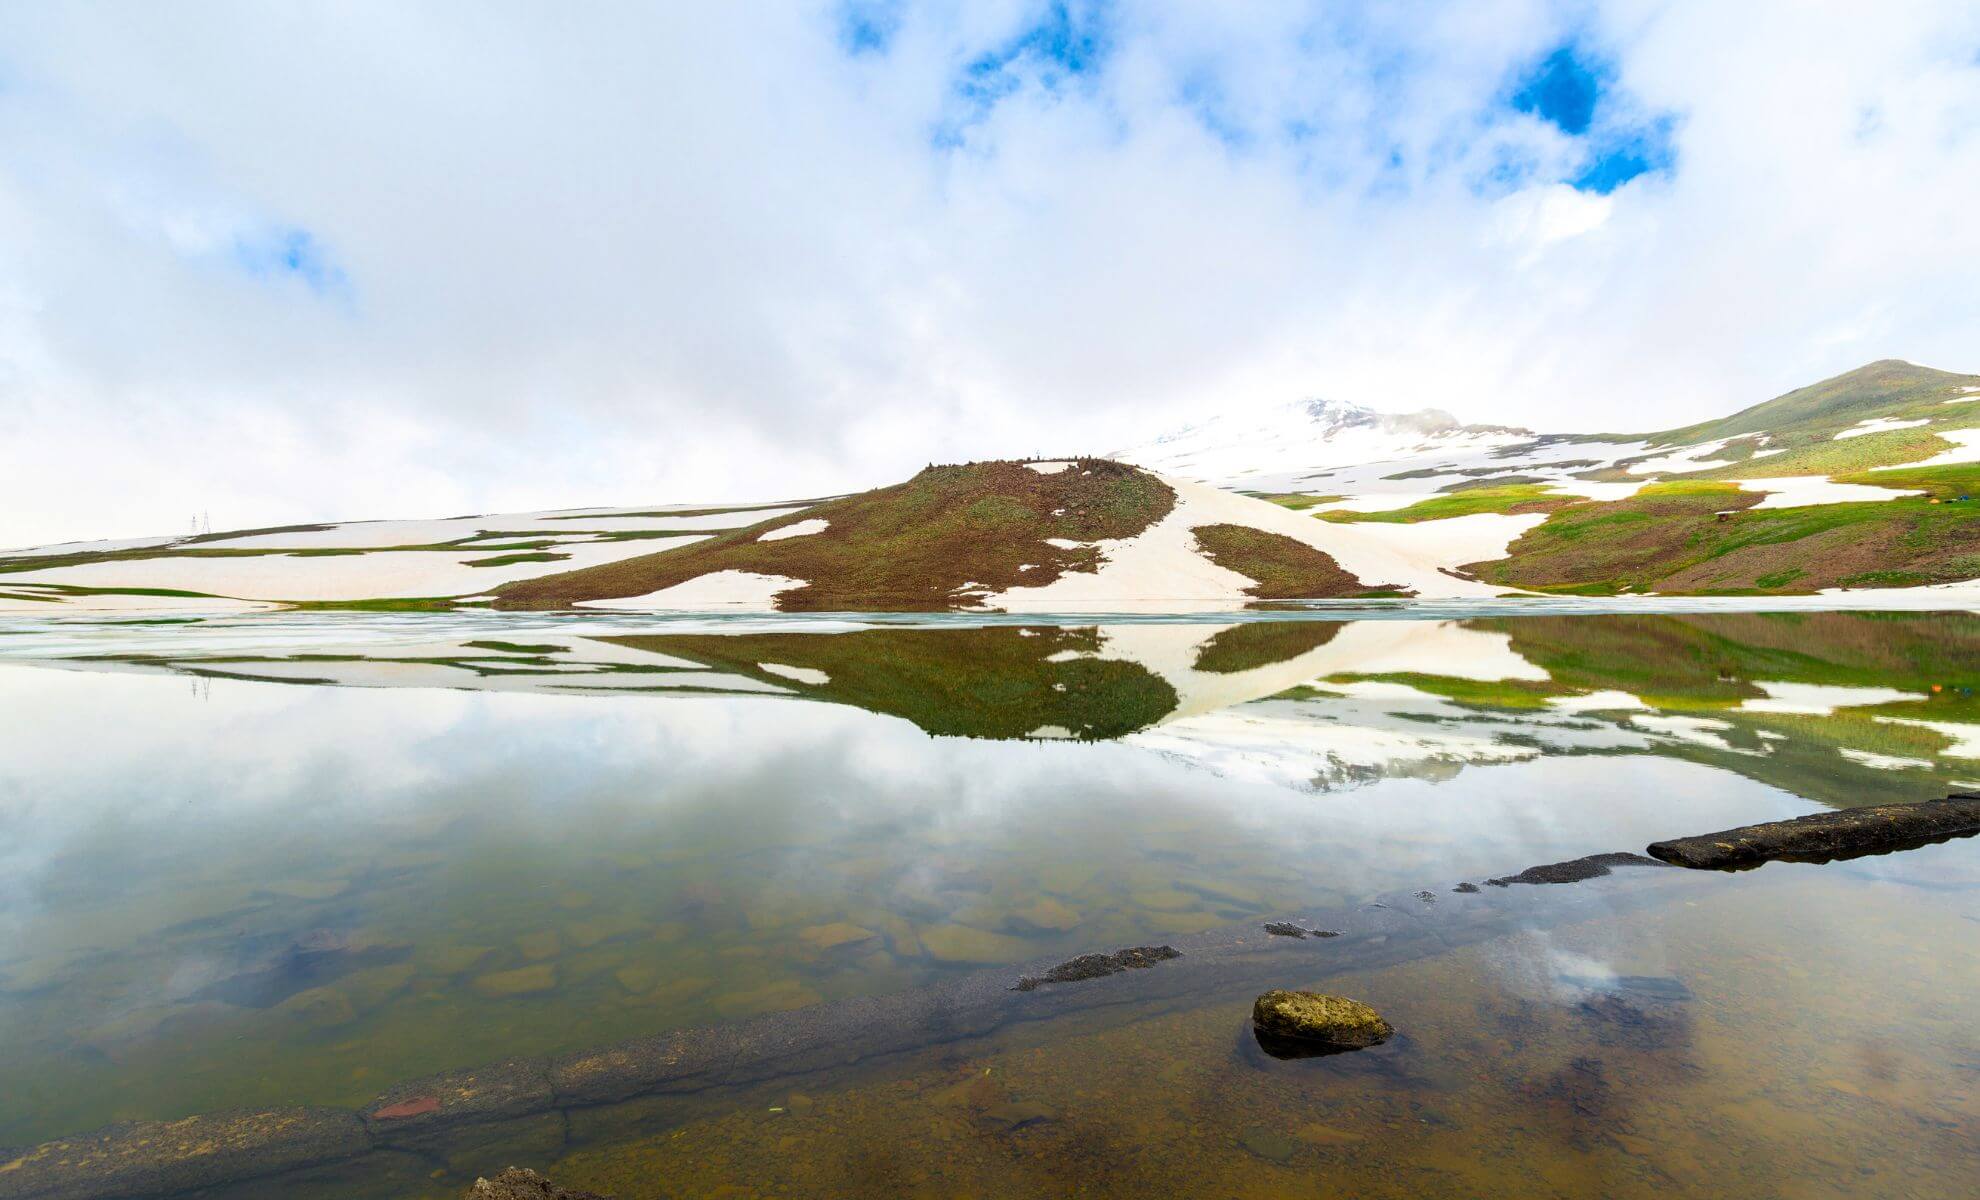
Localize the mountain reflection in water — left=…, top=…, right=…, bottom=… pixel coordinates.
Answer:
left=0, top=609, right=1974, bottom=1197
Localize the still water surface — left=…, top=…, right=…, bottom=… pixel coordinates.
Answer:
left=0, top=608, right=1975, bottom=1197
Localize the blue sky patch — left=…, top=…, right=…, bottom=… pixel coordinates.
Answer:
left=837, top=0, right=902, bottom=56
left=938, top=1, right=1113, bottom=145
left=1512, top=44, right=1605, bottom=136
left=1574, top=116, right=1676, bottom=193
left=1507, top=39, right=1677, bottom=194
left=232, top=226, right=349, bottom=296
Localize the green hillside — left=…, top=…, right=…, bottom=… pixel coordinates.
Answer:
left=495, top=459, right=1177, bottom=611
left=1645, top=359, right=1978, bottom=446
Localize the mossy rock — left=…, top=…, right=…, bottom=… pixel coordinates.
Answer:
left=515, top=931, right=562, bottom=961
left=1251, top=990, right=1393, bottom=1049
left=920, top=924, right=1034, bottom=964
left=273, top=985, right=359, bottom=1029
left=1007, top=897, right=1080, bottom=933
left=796, top=922, right=881, bottom=952
left=473, top=964, right=558, bottom=998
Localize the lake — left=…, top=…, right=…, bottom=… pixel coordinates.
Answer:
left=0, top=606, right=1976, bottom=1198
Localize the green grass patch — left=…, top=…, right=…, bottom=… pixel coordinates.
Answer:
left=1648, top=359, right=1980, bottom=445
left=1263, top=684, right=1351, bottom=702
left=1315, top=483, right=1568, bottom=524
left=466, top=552, right=571, bottom=568
left=1238, top=492, right=1343, bottom=510
left=1474, top=481, right=1980, bottom=594
left=462, top=641, right=570, bottom=655
left=1323, top=672, right=1570, bottom=708
left=1835, top=462, right=1980, bottom=501
left=1192, top=621, right=1344, bottom=674
left=1689, top=427, right=1962, bottom=480
left=1190, top=524, right=1393, bottom=597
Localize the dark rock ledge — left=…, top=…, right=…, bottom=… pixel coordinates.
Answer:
left=1648, top=794, right=1980, bottom=869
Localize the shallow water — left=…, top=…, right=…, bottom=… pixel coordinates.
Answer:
left=0, top=608, right=1975, bottom=1196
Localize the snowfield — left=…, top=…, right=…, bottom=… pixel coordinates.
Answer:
left=2, top=537, right=706, bottom=602
left=985, top=476, right=1539, bottom=610
left=1736, top=476, right=1924, bottom=509
left=575, top=570, right=809, bottom=610
left=1836, top=417, right=1931, bottom=439
left=757, top=518, right=829, bottom=542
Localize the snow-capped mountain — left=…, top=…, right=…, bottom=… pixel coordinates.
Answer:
left=1117, top=397, right=1535, bottom=488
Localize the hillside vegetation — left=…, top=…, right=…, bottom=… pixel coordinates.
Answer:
left=1646, top=359, right=1976, bottom=446
left=1470, top=482, right=1979, bottom=594
left=496, top=460, right=1176, bottom=611
left=605, top=625, right=1179, bottom=739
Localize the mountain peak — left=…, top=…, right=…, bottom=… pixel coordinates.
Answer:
left=1120, top=395, right=1532, bottom=486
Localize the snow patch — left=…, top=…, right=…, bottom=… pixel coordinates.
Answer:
left=1875, top=718, right=1980, bottom=759
left=758, top=662, right=829, bottom=685
left=1025, top=461, right=1075, bottom=474
left=989, top=476, right=1541, bottom=609
left=0, top=535, right=183, bottom=558
left=1547, top=690, right=1648, bottom=712
left=1736, top=476, right=1924, bottom=509
left=1904, top=426, right=1980, bottom=468
left=1628, top=714, right=1748, bottom=753
left=1838, top=748, right=1934, bottom=771
left=758, top=518, right=829, bottom=542
left=574, top=570, right=807, bottom=610
left=1625, top=440, right=1737, bottom=475
left=1836, top=417, right=1929, bottom=440
left=1739, top=681, right=1915, bottom=715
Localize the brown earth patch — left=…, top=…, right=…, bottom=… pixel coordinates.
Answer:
left=1189, top=524, right=1397, bottom=598
left=493, top=460, right=1175, bottom=611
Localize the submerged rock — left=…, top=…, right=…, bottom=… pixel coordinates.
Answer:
left=1251, top=990, right=1393, bottom=1050
left=1239, top=1125, right=1297, bottom=1163
left=468, top=1167, right=611, bottom=1198
left=1260, top=921, right=1341, bottom=939
left=1012, top=945, right=1181, bottom=991
left=1648, top=794, right=1980, bottom=869
left=977, top=1099, right=1059, bottom=1133
left=1486, top=852, right=1666, bottom=887
left=0, top=1107, right=369, bottom=1200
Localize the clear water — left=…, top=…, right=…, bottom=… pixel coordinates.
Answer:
left=0, top=608, right=1975, bottom=1197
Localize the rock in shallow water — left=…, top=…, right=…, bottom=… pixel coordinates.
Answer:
left=1251, top=990, right=1393, bottom=1050
left=1647, top=794, right=1980, bottom=869
left=1011, top=945, right=1181, bottom=991
left=468, top=1167, right=610, bottom=1198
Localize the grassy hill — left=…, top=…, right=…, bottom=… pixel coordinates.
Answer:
left=1469, top=481, right=1980, bottom=595
left=1645, top=359, right=1976, bottom=445
left=495, top=459, right=1178, bottom=611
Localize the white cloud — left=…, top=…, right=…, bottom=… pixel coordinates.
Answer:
left=0, top=1, right=1977, bottom=546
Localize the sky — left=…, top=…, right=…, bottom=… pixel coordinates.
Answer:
left=2, top=1, right=1978, bottom=547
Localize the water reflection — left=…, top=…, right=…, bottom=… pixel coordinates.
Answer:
left=0, top=610, right=1974, bottom=1188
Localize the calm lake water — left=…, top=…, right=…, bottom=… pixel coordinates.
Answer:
left=0, top=608, right=1975, bottom=1197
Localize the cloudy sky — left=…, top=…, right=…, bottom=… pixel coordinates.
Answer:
left=2, top=1, right=1977, bottom=546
